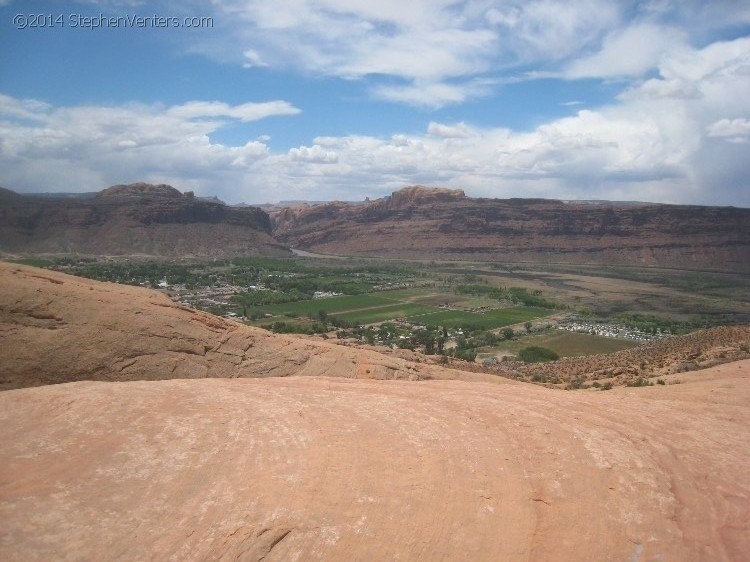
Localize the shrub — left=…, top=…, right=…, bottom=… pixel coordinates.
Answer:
left=566, top=377, right=585, bottom=390
left=517, top=346, right=559, bottom=363
left=626, top=377, right=652, bottom=387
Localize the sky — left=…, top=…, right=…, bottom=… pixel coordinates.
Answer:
left=1, top=0, right=749, bottom=206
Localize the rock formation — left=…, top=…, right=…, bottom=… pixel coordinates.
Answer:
left=0, top=183, right=289, bottom=258
left=272, top=186, right=750, bottom=272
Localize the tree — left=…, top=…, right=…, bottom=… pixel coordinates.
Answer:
left=517, top=346, right=559, bottom=363
left=364, top=327, right=376, bottom=345
left=524, top=321, right=532, bottom=333
left=502, top=327, right=514, bottom=340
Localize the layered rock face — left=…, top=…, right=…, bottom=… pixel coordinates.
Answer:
left=0, top=183, right=289, bottom=257
left=272, top=186, right=750, bottom=272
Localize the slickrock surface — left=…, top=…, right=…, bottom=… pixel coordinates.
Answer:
left=1, top=361, right=748, bottom=561
left=0, top=262, right=491, bottom=390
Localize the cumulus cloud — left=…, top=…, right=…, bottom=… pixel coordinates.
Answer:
left=427, top=122, right=474, bottom=139
left=57, top=0, right=750, bottom=110
left=2, top=28, right=749, bottom=209
left=707, top=118, right=750, bottom=142
left=288, top=145, right=339, bottom=163
left=563, top=23, right=687, bottom=79
left=2, top=2, right=749, bottom=206
left=184, top=0, right=625, bottom=108
left=0, top=96, right=295, bottom=200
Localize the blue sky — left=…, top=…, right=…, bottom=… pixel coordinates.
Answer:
left=1, top=0, right=749, bottom=205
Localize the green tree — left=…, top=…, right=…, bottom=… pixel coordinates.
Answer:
left=517, top=346, right=559, bottom=363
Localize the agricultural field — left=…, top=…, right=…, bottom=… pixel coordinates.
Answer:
left=327, top=303, right=435, bottom=325
left=405, top=307, right=551, bottom=330
left=251, top=294, right=398, bottom=317
left=483, top=330, right=640, bottom=358
left=249, top=289, right=554, bottom=331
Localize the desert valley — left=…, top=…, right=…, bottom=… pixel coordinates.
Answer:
left=1, top=183, right=749, bottom=560
left=4, top=2, right=750, bottom=559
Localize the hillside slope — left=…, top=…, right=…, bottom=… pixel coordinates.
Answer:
left=0, top=261, right=489, bottom=390
left=0, top=183, right=289, bottom=258
left=272, top=186, right=750, bottom=272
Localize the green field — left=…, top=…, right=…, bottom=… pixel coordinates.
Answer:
left=494, top=330, right=640, bottom=357
left=253, top=294, right=396, bottom=316
left=248, top=289, right=553, bottom=330
left=406, top=307, right=553, bottom=329
left=330, top=303, right=435, bottom=324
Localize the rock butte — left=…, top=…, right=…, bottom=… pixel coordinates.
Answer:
left=0, top=262, right=749, bottom=561
left=3, top=183, right=750, bottom=271
left=0, top=183, right=289, bottom=258
left=271, top=185, right=750, bottom=273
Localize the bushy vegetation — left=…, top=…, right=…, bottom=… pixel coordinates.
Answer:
left=625, top=376, right=653, bottom=387
left=455, top=284, right=560, bottom=309
left=52, top=260, right=208, bottom=288
left=517, top=346, right=560, bottom=363
left=616, top=313, right=696, bottom=335
left=405, top=307, right=550, bottom=331
left=264, top=321, right=328, bottom=335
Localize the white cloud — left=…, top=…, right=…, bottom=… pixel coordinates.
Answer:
left=617, top=78, right=701, bottom=101
left=373, top=79, right=494, bottom=108
left=57, top=0, right=750, bottom=111
left=0, top=96, right=293, bottom=199
left=183, top=0, right=624, bottom=108
left=563, top=23, right=686, bottom=79
left=427, top=122, right=473, bottom=139
left=0, top=94, right=51, bottom=121
left=288, top=145, right=339, bottom=163
left=486, top=0, right=621, bottom=63
left=3, top=32, right=749, bottom=209
left=242, top=49, right=268, bottom=69
left=166, top=100, right=299, bottom=122
left=2, top=4, right=749, bottom=206
left=707, top=118, right=750, bottom=142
